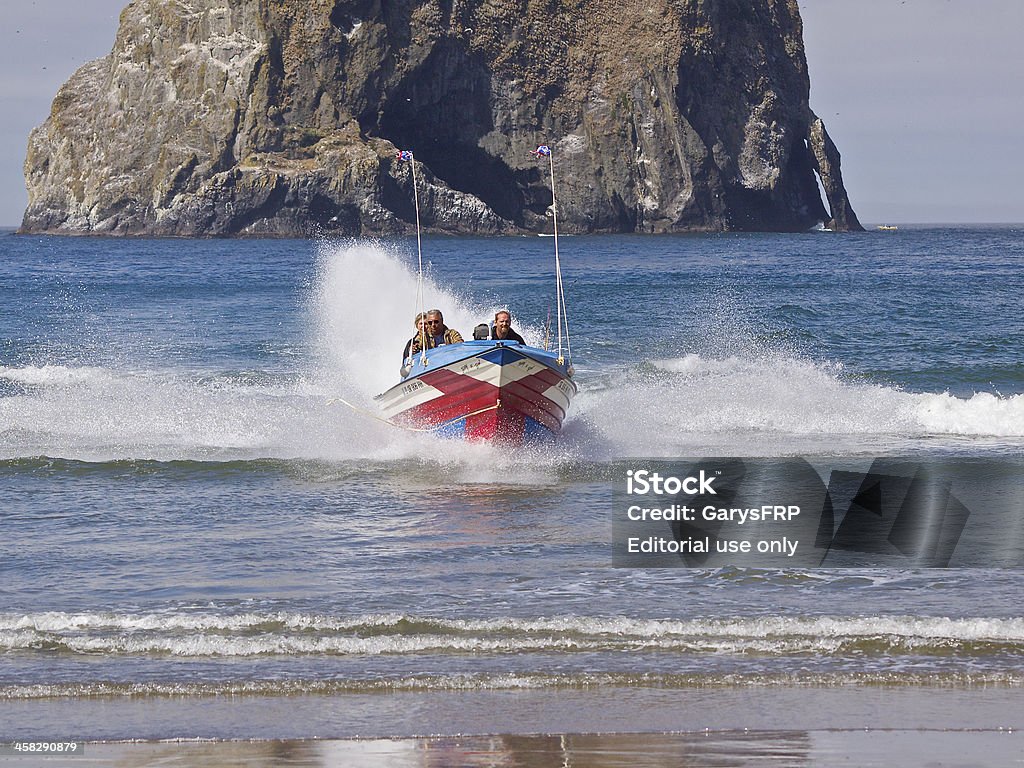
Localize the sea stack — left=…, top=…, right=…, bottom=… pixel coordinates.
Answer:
left=21, top=0, right=864, bottom=236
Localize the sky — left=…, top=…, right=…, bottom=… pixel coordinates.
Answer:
left=1, top=1, right=1021, bottom=227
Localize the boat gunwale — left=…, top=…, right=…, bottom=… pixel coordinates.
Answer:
left=375, top=341, right=577, bottom=402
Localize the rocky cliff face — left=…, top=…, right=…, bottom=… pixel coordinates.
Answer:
left=21, top=0, right=863, bottom=236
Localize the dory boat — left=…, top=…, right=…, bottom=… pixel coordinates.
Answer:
left=375, top=340, right=576, bottom=442
left=379, top=143, right=575, bottom=443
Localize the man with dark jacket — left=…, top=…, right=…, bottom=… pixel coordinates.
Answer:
left=491, top=310, right=526, bottom=344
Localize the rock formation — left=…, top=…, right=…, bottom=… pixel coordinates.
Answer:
left=21, top=0, right=863, bottom=236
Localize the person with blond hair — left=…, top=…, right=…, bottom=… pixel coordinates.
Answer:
left=401, top=312, right=427, bottom=363
left=409, top=309, right=463, bottom=356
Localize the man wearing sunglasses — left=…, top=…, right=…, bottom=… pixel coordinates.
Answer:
left=409, top=309, right=463, bottom=356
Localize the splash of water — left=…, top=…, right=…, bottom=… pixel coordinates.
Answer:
left=3, top=241, right=1024, bottom=463
left=574, top=353, right=1024, bottom=456
left=311, top=239, right=499, bottom=398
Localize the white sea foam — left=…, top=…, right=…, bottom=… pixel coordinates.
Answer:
left=572, top=353, right=1024, bottom=456
left=3, top=611, right=1022, bottom=658
left=915, top=390, right=1024, bottom=436
left=0, top=364, right=111, bottom=386
left=7, top=668, right=1023, bottom=699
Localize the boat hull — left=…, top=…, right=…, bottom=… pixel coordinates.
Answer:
left=375, top=341, right=577, bottom=443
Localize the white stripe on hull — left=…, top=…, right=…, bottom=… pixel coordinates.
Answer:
left=377, top=349, right=576, bottom=424
left=376, top=377, right=443, bottom=418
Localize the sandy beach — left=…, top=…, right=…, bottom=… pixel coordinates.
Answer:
left=4, top=729, right=1021, bottom=767
left=3, top=686, right=1023, bottom=765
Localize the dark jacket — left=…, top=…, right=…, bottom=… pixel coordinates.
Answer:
left=492, top=326, right=525, bottom=344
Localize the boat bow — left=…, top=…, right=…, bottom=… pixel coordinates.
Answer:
left=375, top=341, right=577, bottom=442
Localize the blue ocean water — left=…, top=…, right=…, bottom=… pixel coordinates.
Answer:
left=1, top=226, right=1024, bottom=741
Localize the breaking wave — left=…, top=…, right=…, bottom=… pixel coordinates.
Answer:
left=4, top=611, right=1024, bottom=658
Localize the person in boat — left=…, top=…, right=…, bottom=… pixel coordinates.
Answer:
left=401, top=312, right=427, bottom=363
left=491, top=310, right=526, bottom=344
left=409, top=309, right=463, bottom=355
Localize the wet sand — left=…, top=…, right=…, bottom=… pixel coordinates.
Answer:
left=1, top=686, right=1021, bottom=765
left=2, top=730, right=1021, bottom=767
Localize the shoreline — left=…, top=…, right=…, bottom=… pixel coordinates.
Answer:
left=3, top=685, right=1021, bottom=742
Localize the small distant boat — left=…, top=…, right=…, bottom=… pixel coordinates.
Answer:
left=379, top=144, right=576, bottom=444
left=877, top=225, right=899, bottom=231
left=375, top=340, right=576, bottom=442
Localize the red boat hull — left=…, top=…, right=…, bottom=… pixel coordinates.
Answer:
left=376, top=342, right=576, bottom=443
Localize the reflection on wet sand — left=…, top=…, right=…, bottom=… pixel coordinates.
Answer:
left=50, top=730, right=1021, bottom=768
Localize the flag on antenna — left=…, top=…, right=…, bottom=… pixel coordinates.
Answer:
left=396, top=150, right=414, bottom=162
left=531, top=145, right=552, bottom=157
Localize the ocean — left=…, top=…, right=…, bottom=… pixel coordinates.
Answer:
left=1, top=227, right=1023, bottom=763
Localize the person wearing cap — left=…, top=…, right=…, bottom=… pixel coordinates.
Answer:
left=491, top=309, right=525, bottom=344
